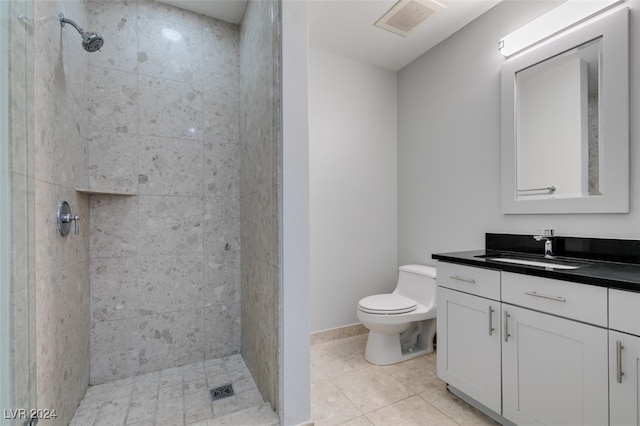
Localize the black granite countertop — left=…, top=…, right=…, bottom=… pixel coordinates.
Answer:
left=432, top=249, right=640, bottom=292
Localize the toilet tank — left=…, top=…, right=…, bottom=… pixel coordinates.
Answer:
left=393, top=265, right=437, bottom=309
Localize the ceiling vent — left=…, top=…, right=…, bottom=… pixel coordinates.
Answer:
left=374, top=0, right=445, bottom=37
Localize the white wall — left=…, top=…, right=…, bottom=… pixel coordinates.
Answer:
left=281, top=1, right=310, bottom=423
left=309, top=48, right=398, bottom=332
left=397, top=0, right=640, bottom=266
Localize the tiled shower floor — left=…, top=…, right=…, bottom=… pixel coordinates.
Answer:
left=70, top=354, right=279, bottom=426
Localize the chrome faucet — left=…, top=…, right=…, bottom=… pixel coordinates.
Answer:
left=533, top=229, right=555, bottom=259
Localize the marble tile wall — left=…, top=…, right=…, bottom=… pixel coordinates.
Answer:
left=238, top=0, right=282, bottom=414
left=33, top=1, right=91, bottom=425
left=86, top=0, right=242, bottom=384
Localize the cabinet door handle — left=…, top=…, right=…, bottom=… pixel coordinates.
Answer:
left=449, top=275, right=476, bottom=284
left=488, top=306, right=495, bottom=336
left=504, top=310, right=511, bottom=343
left=616, top=340, right=624, bottom=384
left=524, top=291, right=566, bottom=302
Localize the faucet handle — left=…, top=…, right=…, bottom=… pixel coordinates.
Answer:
left=537, top=229, right=554, bottom=238
left=56, top=201, right=81, bottom=236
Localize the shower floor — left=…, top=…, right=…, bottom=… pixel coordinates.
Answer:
left=69, top=354, right=279, bottom=426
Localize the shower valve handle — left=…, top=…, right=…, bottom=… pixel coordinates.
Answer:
left=61, top=213, right=80, bottom=235
left=56, top=201, right=80, bottom=236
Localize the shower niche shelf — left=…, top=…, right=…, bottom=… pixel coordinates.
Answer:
left=75, top=187, right=137, bottom=196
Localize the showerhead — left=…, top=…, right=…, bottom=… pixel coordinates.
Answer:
left=59, top=12, right=104, bottom=52
left=81, top=32, right=104, bottom=52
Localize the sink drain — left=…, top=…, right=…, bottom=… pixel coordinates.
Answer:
left=210, top=384, right=234, bottom=401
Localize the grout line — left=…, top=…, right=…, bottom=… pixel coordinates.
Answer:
left=416, top=392, right=465, bottom=426
left=331, top=381, right=364, bottom=417
left=134, top=0, right=142, bottom=373
left=121, top=375, right=137, bottom=426
left=202, top=359, right=215, bottom=419
left=181, top=363, right=187, bottom=426
left=152, top=372, right=161, bottom=426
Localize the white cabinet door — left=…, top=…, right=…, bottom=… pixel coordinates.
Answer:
left=502, top=305, right=608, bottom=426
left=610, top=330, right=640, bottom=426
left=437, top=287, right=501, bottom=413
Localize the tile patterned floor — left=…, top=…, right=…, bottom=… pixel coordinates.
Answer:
left=72, top=334, right=498, bottom=426
left=311, top=334, right=499, bottom=426
left=70, top=354, right=279, bottom=426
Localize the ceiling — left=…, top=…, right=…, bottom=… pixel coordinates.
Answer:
left=157, top=0, right=502, bottom=71
left=309, top=0, right=501, bottom=71
left=157, top=0, right=248, bottom=24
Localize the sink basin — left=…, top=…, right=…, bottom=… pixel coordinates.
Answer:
left=487, top=257, right=581, bottom=270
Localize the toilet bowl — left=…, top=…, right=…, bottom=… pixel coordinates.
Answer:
left=357, top=265, right=437, bottom=365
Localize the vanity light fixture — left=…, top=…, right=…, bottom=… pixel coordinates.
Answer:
left=498, top=0, right=622, bottom=57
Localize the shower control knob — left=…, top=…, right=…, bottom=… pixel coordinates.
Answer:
left=62, top=213, right=80, bottom=235
left=56, top=201, right=80, bottom=236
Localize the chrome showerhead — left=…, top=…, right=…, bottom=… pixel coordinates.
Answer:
left=81, top=31, right=104, bottom=52
left=59, top=12, right=104, bottom=52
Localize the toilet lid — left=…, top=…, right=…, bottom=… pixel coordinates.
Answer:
left=358, top=294, right=418, bottom=315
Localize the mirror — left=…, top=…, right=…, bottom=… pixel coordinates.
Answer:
left=516, top=38, right=601, bottom=200
left=501, top=7, right=628, bottom=214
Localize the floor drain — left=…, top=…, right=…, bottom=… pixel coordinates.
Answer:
left=210, top=384, right=234, bottom=401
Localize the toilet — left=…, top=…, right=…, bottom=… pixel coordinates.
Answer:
left=357, top=264, right=437, bottom=365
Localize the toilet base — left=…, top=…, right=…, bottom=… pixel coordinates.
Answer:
left=363, top=319, right=436, bottom=366
left=364, top=334, right=432, bottom=365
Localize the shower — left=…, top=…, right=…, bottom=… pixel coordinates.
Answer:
left=59, top=12, right=104, bottom=52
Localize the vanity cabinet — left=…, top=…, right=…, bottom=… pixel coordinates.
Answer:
left=609, top=289, right=640, bottom=426
left=437, top=263, right=502, bottom=413
left=501, top=272, right=609, bottom=426
left=609, top=331, right=640, bottom=426
left=437, top=262, right=611, bottom=425
left=438, top=287, right=501, bottom=413
left=502, top=304, right=608, bottom=425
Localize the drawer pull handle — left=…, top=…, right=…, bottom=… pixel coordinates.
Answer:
left=504, top=310, right=511, bottom=343
left=488, top=306, right=495, bottom=336
left=524, top=291, right=566, bottom=303
left=449, top=275, right=476, bottom=284
left=616, top=340, right=624, bottom=384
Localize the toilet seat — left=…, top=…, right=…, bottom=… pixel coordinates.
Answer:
left=358, top=294, right=417, bottom=315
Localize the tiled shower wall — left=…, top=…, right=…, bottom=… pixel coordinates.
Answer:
left=86, top=1, right=241, bottom=384
left=33, top=1, right=91, bottom=424
left=239, top=0, right=281, bottom=412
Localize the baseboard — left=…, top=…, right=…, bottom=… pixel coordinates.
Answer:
left=310, top=323, right=368, bottom=346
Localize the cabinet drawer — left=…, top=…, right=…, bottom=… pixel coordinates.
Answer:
left=502, top=272, right=607, bottom=327
left=437, top=262, right=500, bottom=300
left=610, top=288, right=640, bottom=336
